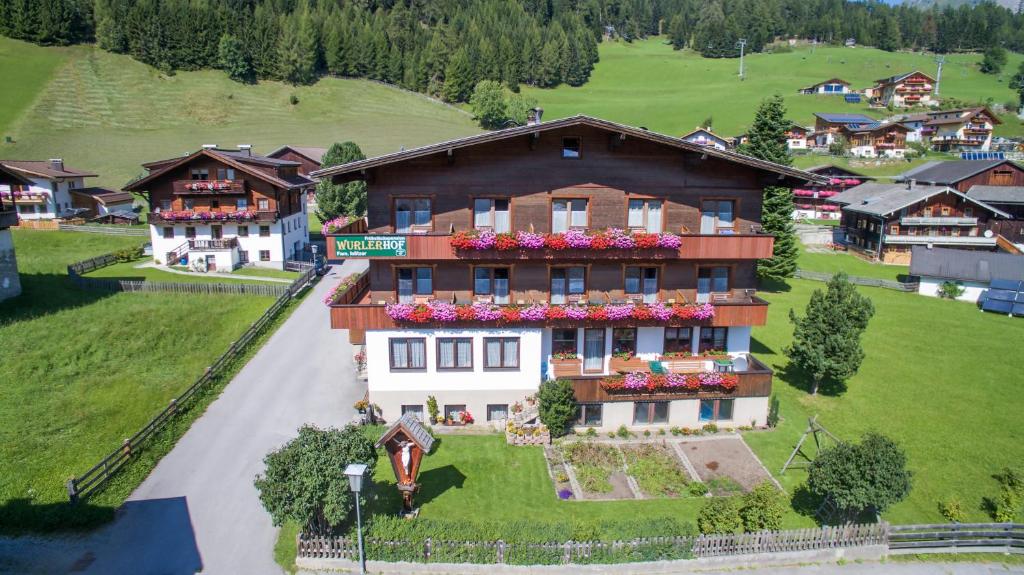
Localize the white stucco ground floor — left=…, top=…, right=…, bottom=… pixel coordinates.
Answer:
left=148, top=212, right=308, bottom=271
left=364, top=325, right=769, bottom=431
left=916, top=276, right=988, bottom=303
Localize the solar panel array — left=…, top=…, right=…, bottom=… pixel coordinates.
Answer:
left=980, top=279, right=1024, bottom=317
left=844, top=94, right=862, bottom=103
left=960, top=151, right=1005, bottom=161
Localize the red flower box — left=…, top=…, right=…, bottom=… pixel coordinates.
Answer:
left=495, top=233, right=518, bottom=251
left=500, top=307, right=521, bottom=322
left=546, top=306, right=568, bottom=319
left=633, top=233, right=659, bottom=249
left=587, top=306, right=609, bottom=320
left=544, top=235, right=568, bottom=250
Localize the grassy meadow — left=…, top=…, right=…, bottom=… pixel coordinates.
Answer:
left=525, top=38, right=1024, bottom=139
left=0, top=38, right=69, bottom=134
left=0, top=36, right=480, bottom=189
left=0, top=230, right=275, bottom=530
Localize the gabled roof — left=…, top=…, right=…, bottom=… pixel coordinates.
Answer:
left=803, top=164, right=869, bottom=178
left=840, top=122, right=907, bottom=134
left=0, top=164, right=32, bottom=186
left=895, top=160, right=1020, bottom=186
left=910, top=245, right=1024, bottom=283
left=124, top=148, right=313, bottom=192
left=267, top=145, right=328, bottom=165
left=801, top=78, right=851, bottom=90
left=813, top=113, right=876, bottom=125
left=827, top=182, right=1010, bottom=218
left=0, top=160, right=97, bottom=179
left=898, top=113, right=932, bottom=124
left=923, top=107, right=1001, bottom=127
left=966, top=185, right=1024, bottom=205
left=312, top=115, right=825, bottom=184
left=70, top=187, right=134, bottom=205
left=374, top=412, right=435, bottom=452
left=680, top=127, right=730, bottom=143
left=875, top=70, right=935, bottom=85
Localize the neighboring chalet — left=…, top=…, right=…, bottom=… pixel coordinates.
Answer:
left=784, top=122, right=811, bottom=150
left=69, top=187, right=135, bottom=219
left=798, top=78, right=852, bottom=95
left=868, top=71, right=935, bottom=108
left=910, top=245, right=1024, bottom=302
left=266, top=145, right=327, bottom=177
left=924, top=107, right=1000, bottom=153
left=839, top=122, right=909, bottom=158
left=680, top=128, right=730, bottom=151
left=0, top=165, right=32, bottom=301
left=792, top=165, right=868, bottom=220
left=966, top=186, right=1024, bottom=245
left=898, top=112, right=929, bottom=143
left=317, top=115, right=823, bottom=430
left=124, top=146, right=314, bottom=271
left=0, top=159, right=97, bottom=220
left=812, top=113, right=876, bottom=147
left=829, top=181, right=1009, bottom=264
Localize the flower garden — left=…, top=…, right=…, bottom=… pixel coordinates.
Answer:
left=600, top=371, right=739, bottom=393
left=155, top=210, right=258, bottom=222
left=383, top=301, right=715, bottom=324
left=322, top=273, right=364, bottom=306
left=321, top=215, right=352, bottom=235
left=450, top=228, right=683, bottom=252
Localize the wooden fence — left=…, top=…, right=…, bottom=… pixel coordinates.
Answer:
left=67, top=251, right=291, bottom=297
left=794, top=269, right=919, bottom=292
left=66, top=264, right=316, bottom=501
left=59, top=223, right=149, bottom=236
left=889, top=523, right=1024, bottom=553
left=297, top=523, right=887, bottom=564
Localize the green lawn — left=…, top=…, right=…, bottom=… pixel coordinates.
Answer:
left=0, top=230, right=275, bottom=531
left=0, top=38, right=69, bottom=134
left=84, top=260, right=289, bottom=284
left=0, top=37, right=480, bottom=189
left=230, top=266, right=301, bottom=280
left=797, top=243, right=910, bottom=282
left=526, top=38, right=1024, bottom=139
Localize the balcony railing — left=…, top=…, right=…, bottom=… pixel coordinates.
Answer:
left=188, top=238, right=239, bottom=251
left=325, top=232, right=774, bottom=261
left=900, top=216, right=977, bottom=226
left=885, top=234, right=995, bottom=246
left=569, top=354, right=773, bottom=401
left=149, top=210, right=278, bottom=224
left=172, top=180, right=246, bottom=195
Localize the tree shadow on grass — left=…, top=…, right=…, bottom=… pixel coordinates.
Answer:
left=750, top=336, right=775, bottom=356
left=790, top=483, right=824, bottom=525
left=758, top=278, right=792, bottom=293
left=0, top=273, right=117, bottom=326
left=776, top=361, right=848, bottom=397
left=365, top=464, right=466, bottom=517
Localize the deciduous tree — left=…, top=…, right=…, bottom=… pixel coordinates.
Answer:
left=315, top=142, right=367, bottom=222
left=218, top=34, right=253, bottom=83
left=807, top=432, right=912, bottom=521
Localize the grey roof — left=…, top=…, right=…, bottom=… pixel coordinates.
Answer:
left=966, top=185, right=1024, bottom=205
left=895, top=160, right=1017, bottom=185
left=0, top=160, right=97, bottom=179
left=212, top=150, right=300, bottom=167
left=828, top=182, right=1010, bottom=218
left=803, top=164, right=869, bottom=178
left=267, top=145, right=328, bottom=164
left=910, top=245, right=1024, bottom=283
left=374, top=412, right=435, bottom=452
left=813, top=113, right=875, bottom=125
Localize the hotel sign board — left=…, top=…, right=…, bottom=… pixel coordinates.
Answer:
left=331, top=235, right=407, bottom=258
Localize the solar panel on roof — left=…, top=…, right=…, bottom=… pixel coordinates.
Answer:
left=991, top=278, right=1024, bottom=291
left=983, top=299, right=1014, bottom=314
left=1013, top=303, right=1024, bottom=316
left=986, top=289, right=1017, bottom=301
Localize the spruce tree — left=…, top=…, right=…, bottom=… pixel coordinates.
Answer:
left=668, top=14, right=688, bottom=50
left=276, top=10, right=318, bottom=85
left=739, top=95, right=798, bottom=280
left=441, top=47, right=474, bottom=102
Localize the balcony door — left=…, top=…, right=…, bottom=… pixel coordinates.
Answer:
left=395, top=198, right=431, bottom=234
left=697, top=267, right=728, bottom=303
left=583, top=328, right=605, bottom=373
left=700, top=200, right=735, bottom=234
left=625, top=266, right=658, bottom=303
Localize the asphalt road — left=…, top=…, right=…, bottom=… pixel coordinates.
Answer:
left=0, top=261, right=367, bottom=575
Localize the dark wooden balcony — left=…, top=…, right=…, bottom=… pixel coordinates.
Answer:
left=188, top=238, right=239, bottom=251
left=149, top=210, right=278, bottom=224
left=172, top=180, right=246, bottom=195
left=325, top=232, right=774, bottom=262
left=570, top=354, right=773, bottom=401
left=0, top=210, right=17, bottom=229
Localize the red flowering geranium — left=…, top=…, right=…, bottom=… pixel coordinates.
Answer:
left=633, top=233, right=659, bottom=249
left=590, top=234, right=611, bottom=250
left=683, top=374, right=701, bottom=390
left=501, top=307, right=521, bottom=322
left=601, top=377, right=628, bottom=392
left=546, top=306, right=568, bottom=319
left=455, top=306, right=476, bottom=321
left=647, top=374, right=666, bottom=391
left=450, top=231, right=475, bottom=250
left=495, top=233, right=519, bottom=251
left=720, top=374, right=739, bottom=391
left=545, top=234, right=568, bottom=250
left=587, top=306, right=609, bottom=320
left=673, top=304, right=695, bottom=320
left=631, top=306, right=653, bottom=320
left=409, top=305, right=433, bottom=323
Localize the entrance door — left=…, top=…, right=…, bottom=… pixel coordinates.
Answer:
left=205, top=255, right=217, bottom=271
left=583, top=328, right=605, bottom=373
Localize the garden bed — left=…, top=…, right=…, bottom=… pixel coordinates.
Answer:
left=561, top=442, right=634, bottom=500
left=678, top=437, right=775, bottom=495
left=620, top=443, right=694, bottom=498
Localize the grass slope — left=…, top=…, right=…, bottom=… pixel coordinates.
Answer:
left=0, top=37, right=480, bottom=189
left=526, top=38, right=1023, bottom=139
left=0, top=230, right=274, bottom=530
left=0, top=38, right=69, bottom=134
left=797, top=243, right=910, bottom=282
left=84, top=260, right=290, bottom=285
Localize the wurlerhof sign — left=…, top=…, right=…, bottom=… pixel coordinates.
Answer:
left=331, top=235, right=407, bottom=258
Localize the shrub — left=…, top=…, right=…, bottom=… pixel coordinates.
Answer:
left=767, top=394, right=780, bottom=428
left=585, top=427, right=598, bottom=438
left=616, top=425, right=631, bottom=439
left=643, top=430, right=651, bottom=437
left=807, top=432, right=912, bottom=521
left=938, top=281, right=965, bottom=300
left=689, top=482, right=709, bottom=497
left=702, top=423, right=718, bottom=434
left=740, top=482, right=786, bottom=532
left=289, top=93, right=299, bottom=105
left=993, top=489, right=1020, bottom=522
left=670, top=426, right=682, bottom=436
left=938, top=496, right=966, bottom=523
left=607, top=431, right=615, bottom=438
left=113, top=246, right=143, bottom=262
left=538, top=380, right=577, bottom=438
left=658, top=428, right=666, bottom=436
left=426, top=396, right=439, bottom=423
left=697, top=497, right=742, bottom=534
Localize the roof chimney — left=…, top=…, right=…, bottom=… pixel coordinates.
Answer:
left=201, top=144, right=217, bottom=150
left=48, top=158, right=64, bottom=171
left=908, top=178, right=916, bottom=190
left=237, top=144, right=252, bottom=156
left=526, top=107, right=543, bottom=126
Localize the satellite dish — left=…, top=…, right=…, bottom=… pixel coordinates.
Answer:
left=984, top=229, right=994, bottom=238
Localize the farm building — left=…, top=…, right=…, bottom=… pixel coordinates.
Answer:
left=839, top=122, right=910, bottom=158
left=910, top=245, right=1024, bottom=303
left=69, top=187, right=135, bottom=218
left=812, top=113, right=877, bottom=147
left=0, top=159, right=98, bottom=220
left=798, top=78, right=852, bottom=95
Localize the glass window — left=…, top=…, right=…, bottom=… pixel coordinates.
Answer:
left=612, top=328, right=636, bottom=357
left=238, top=225, right=249, bottom=237
left=236, top=198, right=248, bottom=210
left=699, top=399, right=715, bottom=422
left=238, top=250, right=249, bottom=263
left=216, top=167, right=236, bottom=180
left=700, top=399, right=734, bottom=422
left=562, top=137, right=581, bottom=159
left=486, top=404, right=509, bottom=421
left=183, top=198, right=195, bottom=210
left=259, top=250, right=270, bottom=261
left=697, top=267, right=729, bottom=302
left=444, top=404, right=467, bottom=421
left=390, top=338, right=426, bottom=370
left=162, top=227, right=174, bottom=239
left=437, top=338, right=472, bottom=370
left=700, top=200, right=735, bottom=234
left=259, top=225, right=270, bottom=237
left=395, top=198, right=431, bottom=233
left=625, top=267, right=658, bottom=302
left=633, top=401, right=669, bottom=424
left=484, top=337, right=519, bottom=369
left=397, top=267, right=432, bottom=302
left=551, top=267, right=585, bottom=304
left=185, top=227, right=196, bottom=239
left=718, top=399, right=734, bottom=421
left=664, top=327, right=692, bottom=354
left=190, top=168, right=208, bottom=180
left=473, top=198, right=511, bottom=233
left=552, top=329, right=577, bottom=356
left=699, top=327, right=728, bottom=353
left=160, top=199, right=172, bottom=211
left=401, top=405, right=424, bottom=421
left=474, top=267, right=510, bottom=304
left=552, top=199, right=587, bottom=232
left=577, top=403, right=603, bottom=426
left=627, top=199, right=663, bottom=232
left=258, top=198, right=269, bottom=210
left=583, top=328, right=605, bottom=372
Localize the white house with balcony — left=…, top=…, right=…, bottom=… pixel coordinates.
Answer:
left=0, top=159, right=98, bottom=220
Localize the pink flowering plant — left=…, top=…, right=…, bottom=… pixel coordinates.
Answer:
left=382, top=300, right=715, bottom=324
left=322, top=216, right=351, bottom=235
left=323, top=273, right=363, bottom=306
left=450, top=228, right=684, bottom=252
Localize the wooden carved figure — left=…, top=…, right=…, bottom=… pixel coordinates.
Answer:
left=374, top=412, right=434, bottom=513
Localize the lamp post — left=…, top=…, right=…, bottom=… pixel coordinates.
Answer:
left=344, top=463, right=368, bottom=575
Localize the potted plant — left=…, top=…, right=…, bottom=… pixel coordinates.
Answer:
left=426, top=395, right=439, bottom=424
left=353, top=399, right=369, bottom=414
left=550, top=351, right=581, bottom=378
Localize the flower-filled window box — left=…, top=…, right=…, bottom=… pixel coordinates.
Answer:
left=450, top=228, right=683, bottom=253
left=550, top=353, right=582, bottom=377
left=600, top=371, right=739, bottom=394
left=384, top=301, right=715, bottom=325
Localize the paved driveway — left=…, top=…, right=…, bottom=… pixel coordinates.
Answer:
left=0, top=261, right=366, bottom=575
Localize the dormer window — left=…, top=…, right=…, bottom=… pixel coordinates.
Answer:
left=562, top=137, right=581, bottom=159
left=190, top=168, right=209, bottom=180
